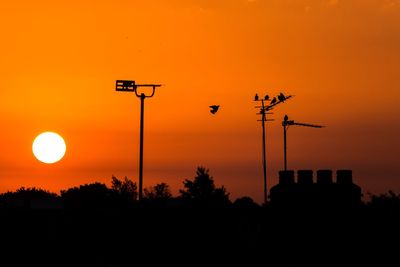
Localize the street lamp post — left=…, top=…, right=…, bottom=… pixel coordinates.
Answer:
left=116, top=80, right=162, bottom=201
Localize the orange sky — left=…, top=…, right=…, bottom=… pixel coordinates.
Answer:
left=0, top=0, right=399, bottom=203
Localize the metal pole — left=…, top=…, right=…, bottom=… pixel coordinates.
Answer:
left=284, top=124, right=287, bottom=171
left=261, top=100, right=267, bottom=204
left=116, top=81, right=162, bottom=202
left=138, top=93, right=145, bottom=201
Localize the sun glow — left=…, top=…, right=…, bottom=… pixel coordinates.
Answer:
left=32, top=132, right=66, bottom=164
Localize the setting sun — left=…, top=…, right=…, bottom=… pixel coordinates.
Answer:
left=32, top=132, right=66, bottom=164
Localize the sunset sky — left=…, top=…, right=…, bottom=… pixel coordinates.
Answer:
left=0, top=0, right=399, bottom=203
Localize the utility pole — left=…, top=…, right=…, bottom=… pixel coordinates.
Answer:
left=116, top=80, right=162, bottom=201
left=282, top=114, right=324, bottom=171
left=254, top=93, right=293, bottom=204
left=260, top=100, right=268, bottom=206
left=284, top=116, right=288, bottom=171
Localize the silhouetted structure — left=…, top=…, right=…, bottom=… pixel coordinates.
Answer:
left=116, top=80, right=162, bottom=201
left=282, top=115, right=325, bottom=171
left=254, top=92, right=294, bottom=204
left=270, top=169, right=362, bottom=207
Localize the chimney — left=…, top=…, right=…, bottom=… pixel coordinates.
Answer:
left=317, top=170, right=333, bottom=185
left=279, top=170, right=295, bottom=185
left=297, top=170, right=313, bottom=185
left=337, top=170, right=353, bottom=185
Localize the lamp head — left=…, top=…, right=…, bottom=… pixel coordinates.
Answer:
left=116, top=80, right=136, bottom=91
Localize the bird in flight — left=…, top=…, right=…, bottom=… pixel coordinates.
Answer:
left=210, top=105, right=220, bottom=114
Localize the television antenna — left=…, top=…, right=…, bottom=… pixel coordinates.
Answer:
left=282, top=114, right=325, bottom=171
left=254, top=92, right=293, bottom=204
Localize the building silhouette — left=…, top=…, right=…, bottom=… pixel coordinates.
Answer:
left=269, top=170, right=362, bottom=207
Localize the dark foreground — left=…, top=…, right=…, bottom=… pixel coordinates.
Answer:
left=0, top=205, right=398, bottom=266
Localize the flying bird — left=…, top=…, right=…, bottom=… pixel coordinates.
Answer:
left=264, top=95, right=269, bottom=100
left=270, top=97, right=277, bottom=105
left=210, top=105, right=220, bottom=114
left=254, top=94, right=259, bottom=101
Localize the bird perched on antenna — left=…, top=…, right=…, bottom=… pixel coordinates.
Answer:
left=284, top=114, right=289, bottom=122
left=278, top=92, right=286, bottom=102
left=270, top=97, right=277, bottom=105
left=210, top=105, right=220, bottom=114
left=264, top=95, right=269, bottom=100
left=254, top=94, right=259, bottom=101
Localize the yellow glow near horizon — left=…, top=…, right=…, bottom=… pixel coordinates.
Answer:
left=32, top=132, right=66, bottom=164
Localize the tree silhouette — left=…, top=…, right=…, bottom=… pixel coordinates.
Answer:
left=61, top=182, right=115, bottom=209
left=179, top=166, right=230, bottom=207
left=144, top=183, right=172, bottom=200
left=111, top=176, right=138, bottom=201
left=233, top=196, right=260, bottom=209
left=2, top=187, right=58, bottom=199
left=0, top=187, right=59, bottom=209
left=367, top=190, right=400, bottom=216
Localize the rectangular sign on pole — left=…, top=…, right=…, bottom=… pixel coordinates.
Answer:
left=116, top=80, right=136, bottom=91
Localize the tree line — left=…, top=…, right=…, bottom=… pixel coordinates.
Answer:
left=0, top=166, right=398, bottom=211
left=0, top=166, right=240, bottom=210
left=0, top=166, right=398, bottom=266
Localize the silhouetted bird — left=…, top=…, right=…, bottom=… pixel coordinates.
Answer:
left=270, top=97, right=277, bottom=105
left=278, top=92, right=286, bottom=102
left=210, top=105, right=220, bottom=114
left=264, top=95, right=269, bottom=100
left=284, top=114, right=289, bottom=121
left=254, top=94, right=259, bottom=101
